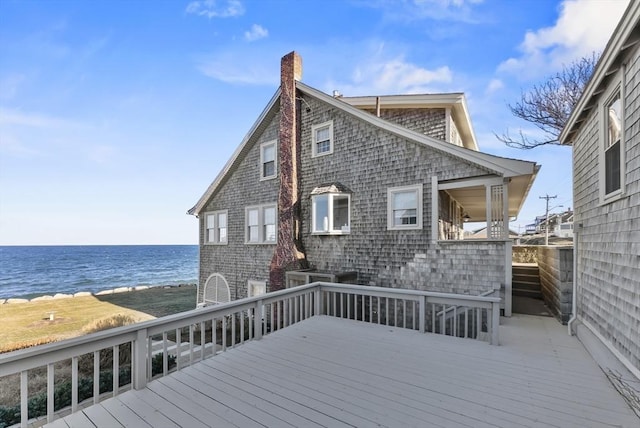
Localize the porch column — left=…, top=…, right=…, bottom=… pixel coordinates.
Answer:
left=503, top=178, right=512, bottom=316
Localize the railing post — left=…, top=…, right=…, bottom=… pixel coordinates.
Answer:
left=490, top=301, right=500, bottom=345
left=255, top=300, right=263, bottom=340
left=134, top=328, right=148, bottom=390
left=419, top=296, right=426, bottom=333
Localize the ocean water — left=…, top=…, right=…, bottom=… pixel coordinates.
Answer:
left=0, top=245, right=198, bottom=299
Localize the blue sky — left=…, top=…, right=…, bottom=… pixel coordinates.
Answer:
left=0, top=0, right=630, bottom=245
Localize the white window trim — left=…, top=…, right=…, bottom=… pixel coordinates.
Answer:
left=387, top=184, right=423, bottom=230
left=247, top=280, right=267, bottom=297
left=311, top=193, right=351, bottom=235
left=245, top=203, right=277, bottom=244
left=260, top=140, right=277, bottom=181
left=599, top=69, right=626, bottom=205
left=204, top=210, right=228, bottom=245
left=311, top=120, right=334, bottom=157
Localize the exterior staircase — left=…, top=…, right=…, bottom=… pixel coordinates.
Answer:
left=512, top=263, right=542, bottom=299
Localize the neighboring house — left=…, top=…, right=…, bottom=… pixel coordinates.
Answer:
left=560, top=1, right=640, bottom=377
left=189, top=52, right=539, bottom=316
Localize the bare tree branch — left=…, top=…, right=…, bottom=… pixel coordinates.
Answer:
left=497, top=53, right=599, bottom=149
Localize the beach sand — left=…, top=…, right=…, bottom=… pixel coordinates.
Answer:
left=0, top=285, right=197, bottom=352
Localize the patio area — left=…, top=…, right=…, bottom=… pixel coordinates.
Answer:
left=46, top=314, right=638, bottom=428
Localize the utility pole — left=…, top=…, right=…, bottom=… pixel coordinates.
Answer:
left=540, top=194, right=557, bottom=245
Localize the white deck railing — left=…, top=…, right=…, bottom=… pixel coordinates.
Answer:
left=0, top=282, right=500, bottom=427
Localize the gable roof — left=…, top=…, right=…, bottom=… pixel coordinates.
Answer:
left=189, top=82, right=538, bottom=216
left=560, top=1, right=640, bottom=145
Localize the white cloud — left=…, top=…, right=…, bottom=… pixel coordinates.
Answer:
left=197, top=50, right=278, bottom=85
left=0, top=133, right=42, bottom=157
left=185, top=0, right=244, bottom=18
left=328, top=53, right=453, bottom=95
left=499, top=0, right=629, bottom=77
left=0, top=107, right=81, bottom=129
left=485, top=78, right=503, bottom=94
left=363, top=0, right=485, bottom=22
left=244, top=24, right=268, bottom=42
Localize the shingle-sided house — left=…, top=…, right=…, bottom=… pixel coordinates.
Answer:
left=560, top=1, right=640, bottom=377
left=189, top=52, right=539, bottom=316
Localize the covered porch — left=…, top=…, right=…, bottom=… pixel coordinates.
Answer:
left=430, top=169, right=538, bottom=317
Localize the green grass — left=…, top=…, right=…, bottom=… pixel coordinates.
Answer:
left=0, top=286, right=197, bottom=353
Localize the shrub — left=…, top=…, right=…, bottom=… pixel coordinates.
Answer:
left=82, top=314, right=137, bottom=334
left=151, top=353, right=176, bottom=376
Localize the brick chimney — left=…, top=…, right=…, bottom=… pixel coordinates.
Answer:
left=269, top=51, right=306, bottom=290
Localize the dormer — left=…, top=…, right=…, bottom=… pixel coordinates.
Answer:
left=340, top=93, right=479, bottom=151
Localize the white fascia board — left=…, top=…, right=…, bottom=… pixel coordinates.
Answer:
left=560, top=1, right=640, bottom=145
left=188, top=89, right=281, bottom=216
left=340, top=93, right=465, bottom=108
left=297, top=82, right=535, bottom=178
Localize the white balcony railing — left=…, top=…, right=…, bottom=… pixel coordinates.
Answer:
left=0, top=282, right=500, bottom=427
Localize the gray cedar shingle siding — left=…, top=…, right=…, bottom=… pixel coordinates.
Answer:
left=292, top=94, right=493, bottom=290
left=198, top=113, right=281, bottom=301
left=362, top=108, right=447, bottom=140
left=572, top=45, right=640, bottom=371
left=198, top=90, right=508, bottom=301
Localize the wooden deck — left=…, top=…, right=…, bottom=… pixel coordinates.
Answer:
left=46, top=314, right=638, bottom=428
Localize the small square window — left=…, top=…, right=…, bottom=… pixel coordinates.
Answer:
left=245, top=204, right=277, bottom=244
left=260, top=140, right=277, bottom=180
left=205, top=210, right=228, bottom=244
left=312, top=193, right=350, bottom=234
left=388, top=185, right=423, bottom=230
left=312, top=121, right=334, bottom=157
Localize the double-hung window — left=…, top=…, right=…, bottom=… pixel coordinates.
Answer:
left=260, top=140, right=277, bottom=180
left=311, top=121, right=333, bottom=157
left=604, top=91, right=623, bottom=197
left=245, top=204, right=277, bottom=244
left=387, top=184, right=423, bottom=230
left=205, top=210, right=228, bottom=244
left=311, top=192, right=350, bottom=234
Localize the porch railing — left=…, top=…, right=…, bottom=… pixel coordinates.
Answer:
left=0, top=282, right=500, bottom=427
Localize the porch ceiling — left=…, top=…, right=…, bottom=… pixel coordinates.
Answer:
left=446, top=173, right=535, bottom=222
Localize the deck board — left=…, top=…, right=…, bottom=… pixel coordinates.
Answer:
left=45, top=314, right=639, bottom=428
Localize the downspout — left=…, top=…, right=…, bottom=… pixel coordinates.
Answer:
left=567, top=226, right=578, bottom=335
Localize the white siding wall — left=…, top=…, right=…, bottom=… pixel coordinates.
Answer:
left=573, top=46, right=640, bottom=372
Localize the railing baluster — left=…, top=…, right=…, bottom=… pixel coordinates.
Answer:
left=270, top=303, right=274, bottom=333
left=113, top=345, right=119, bottom=396
left=431, top=303, right=436, bottom=333
left=222, top=317, right=227, bottom=352
left=20, top=370, right=27, bottom=428
left=464, top=309, right=469, bottom=338
left=213, top=318, right=218, bottom=355
left=93, top=350, right=100, bottom=404
left=189, top=325, right=195, bottom=365
left=47, top=363, right=54, bottom=422
left=240, top=311, right=245, bottom=344
left=332, top=292, right=337, bottom=317
left=403, top=300, right=407, bottom=329
left=200, top=322, right=206, bottom=360
left=162, top=332, right=168, bottom=376
left=175, top=328, right=181, bottom=370
left=385, top=298, right=389, bottom=326
left=441, top=306, right=446, bottom=335
left=231, top=313, right=236, bottom=347
left=453, top=307, right=458, bottom=337
left=72, top=356, right=78, bottom=412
